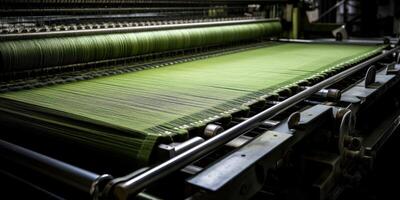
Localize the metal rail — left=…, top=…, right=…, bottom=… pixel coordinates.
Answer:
left=0, top=18, right=277, bottom=41
left=277, top=38, right=398, bottom=45
left=317, top=0, right=345, bottom=22
left=0, top=139, right=112, bottom=197
left=0, top=7, right=242, bottom=13
left=1, top=0, right=288, bottom=5
left=107, top=46, right=398, bottom=199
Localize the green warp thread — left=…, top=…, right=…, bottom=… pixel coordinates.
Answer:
left=0, top=42, right=385, bottom=164
left=0, top=21, right=282, bottom=72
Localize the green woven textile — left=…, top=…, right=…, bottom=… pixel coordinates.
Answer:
left=0, top=21, right=281, bottom=72
left=0, top=43, right=384, bottom=163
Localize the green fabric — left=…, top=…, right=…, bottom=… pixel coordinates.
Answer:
left=0, top=43, right=384, bottom=163
left=0, top=21, right=281, bottom=72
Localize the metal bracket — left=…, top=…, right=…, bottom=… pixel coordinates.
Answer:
left=91, top=174, right=114, bottom=200
left=303, top=152, right=342, bottom=200
left=158, top=137, right=205, bottom=159
left=288, top=112, right=301, bottom=129
left=186, top=105, right=335, bottom=200
left=385, top=62, right=400, bottom=75
left=102, top=167, right=149, bottom=200
left=226, top=135, right=253, bottom=148
left=341, top=67, right=399, bottom=104
left=186, top=130, right=291, bottom=200
left=236, top=117, right=280, bottom=129
left=364, top=65, right=377, bottom=87
left=337, top=109, right=356, bottom=155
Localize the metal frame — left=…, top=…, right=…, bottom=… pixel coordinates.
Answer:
left=0, top=35, right=397, bottom=199
left=186, top=104, right=335, bottom=200
left=102, top=45, right=398, bottom=199
left=0, top=139, right=112, bottom=197
left=184, top=53, right=400, bottom=200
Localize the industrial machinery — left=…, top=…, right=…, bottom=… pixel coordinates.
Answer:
left=0, top=1, right=399, bottom=200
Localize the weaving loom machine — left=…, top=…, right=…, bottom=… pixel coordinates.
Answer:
left=0, top=0, right=400, bottom=199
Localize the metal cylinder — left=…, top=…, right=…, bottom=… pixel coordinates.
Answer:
left=0, top=139, right=112, bottom=196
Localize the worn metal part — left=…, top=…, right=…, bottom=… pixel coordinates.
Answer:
left=235, top=117, right=280, bottom=128
left=136, top=192, right=163, bottom=200
left=158, top=137, right=205, bottom=159
left=365, top=65, right=377, bottom=87
left=181, top=165, right=203, bottom=175
left=225, top=135, right=253, bottom=148
left=204, top=124, right=224, bottom=138
left=303, top=152, right=342, bottom=200
left=385, top=62, right=400, bottom=75
left=187, top=131, right=290, bottom=190
left=261, top=120, right=280, bottom=128
left=341, top=67, right=399, bottom=104
left=102, top=167, right=149, bottom=200
left=338, top=110, right=352, bottom=155
left=0, top=139, right=112, bottom=198
left=278, top=38, right=397, bottom=45
left=187, top=104, right=337, bottom=200
left=105, top=47, right=397, bottom=200
left=287, top=112, right=301, bottom=129
left=301, top=86, right=342, bottom=102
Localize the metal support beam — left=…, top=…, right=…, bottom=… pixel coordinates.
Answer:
left=0, top=139, right=112, bottom=198
left=105, top=47, right=397, bottom=200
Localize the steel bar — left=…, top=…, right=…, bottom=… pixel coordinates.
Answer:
left=109, top=46, right=398, bottom=199
left=2, top=0, right=288, bottom=5
left=277, top=38, right=392, bottom=45
left=0, top=139, right=112, bottom=195
left=0, top=7, right=243, bottom=13
left=317, top=0, right=345, bottom=22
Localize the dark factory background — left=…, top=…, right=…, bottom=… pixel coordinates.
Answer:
left=324, top=0, right=399, bottom=37
left=291, top=0, right=400, bottom=38
left=0, top=1, right=399, bottom=200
